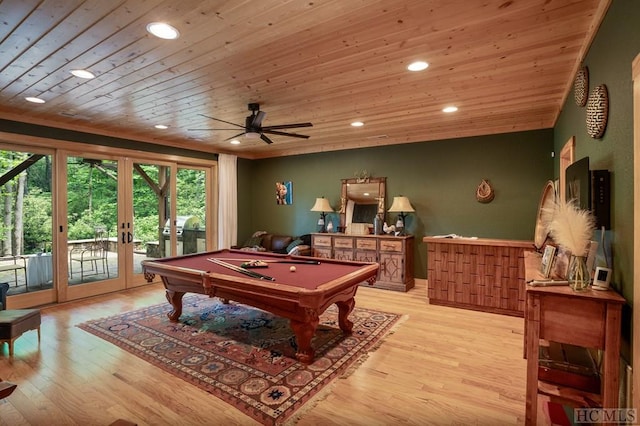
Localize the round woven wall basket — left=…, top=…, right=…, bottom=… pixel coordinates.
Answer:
left=574, top=66, right=589, bottom=107
left=476, top=179, right=494, bottom=203
left=586, top=84, right=608, bottom=139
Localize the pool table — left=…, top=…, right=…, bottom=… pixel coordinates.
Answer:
left=141, top=249, right=379, bottom=363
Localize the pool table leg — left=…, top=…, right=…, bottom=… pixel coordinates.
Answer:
left=165, top=290, right=185, bottom=322
left=290, top=310, right=320, bottom=364
left=335, top=298, right=355, bottom=333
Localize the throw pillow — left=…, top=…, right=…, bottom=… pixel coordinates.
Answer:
left=242, top=235, right=263, bottom=248
left=286, top=239, right=304, bottom=254
left=299, top=234, right=311, bottom=246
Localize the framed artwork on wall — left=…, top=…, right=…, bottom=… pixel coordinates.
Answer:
left=276, top=181, right=293, bottom=205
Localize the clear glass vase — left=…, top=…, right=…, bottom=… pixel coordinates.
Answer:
left=568, top=255, right=590, bottom=292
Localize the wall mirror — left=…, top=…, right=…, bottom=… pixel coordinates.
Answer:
left=339, top=177, right=386, bottom=232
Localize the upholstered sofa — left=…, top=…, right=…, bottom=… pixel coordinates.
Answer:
left=234, top=231, right=311, bottom=256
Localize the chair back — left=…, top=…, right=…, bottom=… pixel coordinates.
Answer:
left=94, top=226, right=107, bottom=249
left=0, top=282, right=9, bottom=310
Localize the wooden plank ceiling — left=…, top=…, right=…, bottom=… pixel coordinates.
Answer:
left=0, top=0, right=609, bottom=159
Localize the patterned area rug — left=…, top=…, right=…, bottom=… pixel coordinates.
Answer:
left=78, top=295, right=401, bottom=425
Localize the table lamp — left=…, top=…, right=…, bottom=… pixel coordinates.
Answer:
left=388, top=196, right=415, bottom=235
left=310, top=197, right=333, bottom=232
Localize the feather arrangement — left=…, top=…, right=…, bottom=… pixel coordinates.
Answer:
left=547, top=199, right=596, bottom=256
left=539, top=196, right=556, bottom=237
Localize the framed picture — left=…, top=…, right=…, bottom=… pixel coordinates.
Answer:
left=540, top=245, right=557, bottom=278
left=551, top=247, right=572, bottom=279
left=275, top=181, right=293, bottom=205
left=586, top=240, right=598, bottom=278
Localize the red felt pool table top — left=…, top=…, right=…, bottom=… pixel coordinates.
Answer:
left=145, top=249, right=376, bottom=290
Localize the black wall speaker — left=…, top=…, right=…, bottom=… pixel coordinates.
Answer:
left=591, top=169, right=610, bottom=230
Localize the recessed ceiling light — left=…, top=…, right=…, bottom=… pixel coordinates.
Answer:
left=25, top=96, right=45, bottom=104
left=407, top=61, right=429, bottom=72
left=230, top=139, right=241, bottom=145
left=70, top=69, right=95, bottom=79
left=351, top=121, right=364, bottom=127
left=146, top=22, right=180, bottom=40
left=154, top=124, right=168, bottom=129
left=443, top=106, right=458, bottom=113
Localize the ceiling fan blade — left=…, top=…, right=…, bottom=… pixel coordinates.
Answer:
left=199, top=114, right=244, bottom=128
left=251, top=111, right=266, bottom=127
left=260, top=134, right=273, bottom=144
left=263, top=129, right=310, bottom=139
left=224, top=132, right=247, bottom=141
left=262, top=122, right=313, bottom=130
left=187, top=128, right=240, bottom=131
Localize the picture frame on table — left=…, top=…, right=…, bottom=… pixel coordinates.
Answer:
left=540, top=244, right=557, bottom=278
left=551, top=247, right=572, bottom=279
left=586, top=240, right=599, bottom=278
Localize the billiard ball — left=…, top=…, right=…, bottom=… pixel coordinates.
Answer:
left=289, top=266, right=296, bottom=272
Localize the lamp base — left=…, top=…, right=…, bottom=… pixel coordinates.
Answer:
left=317, top=213, right=327, bottom=233
left=394, top=213, right=408, bottom=236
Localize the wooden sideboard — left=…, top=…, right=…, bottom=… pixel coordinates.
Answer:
left=423, top=237, right=534, bottom=316
left=311, top=233, right=414, bottom=292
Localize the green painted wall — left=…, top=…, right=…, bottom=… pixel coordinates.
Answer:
left=554, top=0, right=639, bottom=313
left=237, top=129, right=554, bottom=279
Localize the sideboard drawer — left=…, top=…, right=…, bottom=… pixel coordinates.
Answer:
left=334, top=237, right=354, bottom=249
left=356, top=238, right=377, bottom=250
left=379, top=239, right=403, bottom=252
left=312, top=235, right=332, bottom=247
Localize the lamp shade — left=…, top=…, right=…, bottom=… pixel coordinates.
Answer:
left=310, top=197, right=333, bottom=212
left=388, top=196, right=415, bottom=213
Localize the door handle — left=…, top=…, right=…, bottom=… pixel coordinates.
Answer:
left=127, top=232, right=133, bottom=243
left=121, top=231, right=126, bottom=244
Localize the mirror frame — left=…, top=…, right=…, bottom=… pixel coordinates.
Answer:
left=339, top=176, right=386, bottom=231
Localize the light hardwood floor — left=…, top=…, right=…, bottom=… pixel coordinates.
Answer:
left=0, top=280, right=527, bottom=425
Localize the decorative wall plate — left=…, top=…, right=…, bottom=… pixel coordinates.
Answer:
left=574, top=66, right=589, bottom=107
left=534, top=180, right=556, bottom=251
left=586, top=84, right=608, bottom=139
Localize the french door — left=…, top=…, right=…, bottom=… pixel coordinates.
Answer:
left=2, top=143, right=216, bottom=308
left=61, top=151, right=126, bottom=300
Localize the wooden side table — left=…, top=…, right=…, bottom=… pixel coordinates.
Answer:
left=524, top=282, right=625, bottom=425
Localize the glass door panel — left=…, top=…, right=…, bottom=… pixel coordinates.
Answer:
left=66, top=156, right=119, bottom=286
left=0, top=148, right=54, bottom=299
left=176, top=167, right=207, bottom=255
left=130, top=162, right=171, bottom=277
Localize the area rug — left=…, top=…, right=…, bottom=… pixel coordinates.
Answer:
left=78, top=295, right=401, bottom=425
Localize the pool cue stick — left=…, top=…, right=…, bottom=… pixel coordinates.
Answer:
left=220, top=258, right=320, bottom=265
left=207, top=258, right=276, bottom=281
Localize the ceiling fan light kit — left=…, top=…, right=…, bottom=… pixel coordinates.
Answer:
left=190, top=103, right=312, bottom=145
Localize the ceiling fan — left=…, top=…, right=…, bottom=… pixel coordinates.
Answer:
left=189, top=103, right=313, bottom=144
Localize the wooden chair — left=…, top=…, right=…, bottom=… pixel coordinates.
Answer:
left=0, top=282, right=41, bottom=357
left=0, top=255, right=27, bottom=288
left=69, top=227, right=110, bottom=281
